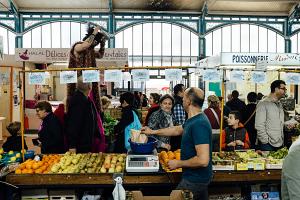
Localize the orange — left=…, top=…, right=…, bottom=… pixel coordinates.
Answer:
left=167, top=151, right=175, bottom=160
left=35, top=168, right=43, bottom=174
left=175, top=152, right=180, bottom=160
left=40, top=165, right=47, bottom=172
left=27, top=169, right=34, bottom=174
left=25, top=162, right=33, bottom=170
left=21, top=169, right=28, bottom=174
left=15, top=169, right=22, bottom=174
left=32, top=162, right=39, bottom=170
left=19, top=163, right=26, bottom=170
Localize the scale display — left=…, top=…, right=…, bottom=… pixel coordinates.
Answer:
left=126, top=155, right=159, bottom=173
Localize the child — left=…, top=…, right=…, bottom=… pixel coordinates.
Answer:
left=2, top=121, right=28, bottom=152
left=221, top=111, right=250, bottom=151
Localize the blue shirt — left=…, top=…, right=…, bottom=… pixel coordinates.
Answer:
left=181, top=113, right=212, bottom=183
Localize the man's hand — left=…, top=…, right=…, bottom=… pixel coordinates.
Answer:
left=93, top=26, right=100, bottom=35
left=141, top=126, right=154, bottom=135
left=168, top=159, right=181, bottom=170
left=227, top=141, right=236, bottom=147
left=235, top=140, right=244, bottom=146
left=161, top=143, right=171, bottom=151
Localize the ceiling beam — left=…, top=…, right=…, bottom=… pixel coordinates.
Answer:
left=109, top=0, right=113, bottom=12
left=8, top=0, right=19, bottom=17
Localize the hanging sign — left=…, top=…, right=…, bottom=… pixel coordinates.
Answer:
left=256, top=60, right=268, bottom=71
left=28, top=72, right=46, bottom=85
left=194, top=68, right=203, bottom=76
left=165, top=69, right=182, bottom=81
left=230, top=70, right=244, bottom=82
left=104, top=70, right=123, bottom=82
left=284, top=73, right=300, bottom=84
left=251, top=71, right=266, bottom=84
left=132, top=69, right=150, bottom=81
left=122, top=72, right=131, bottom=82
left=60, top=71, right=77, bottom=84
left=203, top=69, right=221, bottom=82
left=82, top=70, right=100, bottom=83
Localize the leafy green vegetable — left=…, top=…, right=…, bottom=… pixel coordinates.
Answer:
left=267, top=147, right=288, bottom=159
left=103, top=112, right=118, bottom=138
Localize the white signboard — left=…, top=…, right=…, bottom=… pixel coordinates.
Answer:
left=0, top=36, right=3, bottom=60
left=221, top=53, right=300, bottom=66
left=284, top=73, right=300, bottom=84
left=256, top=60, right=268, bottom=71
left=122, top=72, right=131, bottom=82
left=165, top=69, right=182, bottom=81
left=132, top=69, right=150, bottom=81
left=60, top=71, right=77, bottom=84
left=82, top=70, right=100, bottom=83
left=104, top=70, right=123, bottom=82
left=15, top=48, right=128, bottom=63
left=251, top=71, right=266, bottom=84
left=230, top=70, right=244, bottom=82
left=203, top=69, right=222, bottom=82
left=28, top=72, right=46, bottom=85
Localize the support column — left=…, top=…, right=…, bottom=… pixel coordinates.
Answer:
left=15, top=14, right=23, bottom=48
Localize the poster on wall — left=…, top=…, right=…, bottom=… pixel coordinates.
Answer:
left=230, top=70, right=244, bottom=82
left=165, top=69, right=182, bottom=81
left=203, top=69, right=221, bottom=82
left=28, top=72, right=46, bottom=85
left=82, top=70, right=100, bottom=83
left=284, top=73, right=300, bottom=85
left=132, top=69, right=150, bottom=81
left=60, top=71, right=77, bottom=84
left=0, top=36, right=3, bottom=60
left=251, top=71, right=267, bottom=84
left=0, top=72, right=9, bottom=85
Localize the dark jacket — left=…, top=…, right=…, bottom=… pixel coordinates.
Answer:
left=204, top=107, right=221, bottom=129
left=242, top=103, right=257, bottom=149
left=66, top=90, right=100, bottom=153
left=2, top=136, right=28, bottom=152
left=114, top=106, right=138, bottom=153
left=221, top=123, right=250, bottom=151
left=226, top=98, right=246, bottom=119
left=38, top=112, right=65, bottom=154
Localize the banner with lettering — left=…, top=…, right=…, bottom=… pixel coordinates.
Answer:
left=203, top=69, right=222, bottom=82
left=132, top=69, right=150, bottom=81
left=230, top=70, right=245, bottom=82
left=104, top=70, right=123, bottom=82
left=60, top=71, right=77, bottom=84
left=165, top=69, right=182, bottom=81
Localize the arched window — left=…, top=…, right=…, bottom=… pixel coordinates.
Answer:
left=23, top=21, right=107, bottom=48
left=205, top=24, right=285, bottom=56
left=0, top=26, right=15, bottom=55
left=291, top=32, right=300, bottom=53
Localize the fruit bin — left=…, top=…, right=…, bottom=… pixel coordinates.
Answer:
left=265, top=159, right=283, bottom=169
left=212, top=160, right=235, bottom=171
left=158, top=150, right=182, bottom=172
left=99, top=153, right=127, bottom=173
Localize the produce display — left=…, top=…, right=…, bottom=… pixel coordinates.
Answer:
left=15, top=154, right=61, bottom=174
left=0, top=149, right=22, bottom=165
left=159, top=149, right=182, bottom=172
left=267, top=147, right=288, bottom=159
left=99, top=154, right=126, bottom=173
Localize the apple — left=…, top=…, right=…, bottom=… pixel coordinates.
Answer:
left=100, top=167, right=106, bottom=173
left=0, top=148, right=4, bottom=154
left=0, top=155, right=2, bottom=159
left=115, top=166, right=122, bottom=173
left=104, top=163, right=111, bottom=169
left=10, top=157, right=16, bottom=162
left=8, top=150, right=14, bottom=155
left=118, top=157, right=124, bottom=162
left=110, top=164, right=115, bottom=169
left=108, top=168, right=115, bottom=173
left=15, top=153, right=21, bottom=158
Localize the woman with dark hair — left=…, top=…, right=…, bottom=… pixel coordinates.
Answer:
left=35, top=101, right=65, bottom=154
left=148, top=94, right=175, bottom=151
left=144, top=93, right=160, bottom=126
left=114, top=92, right=141, bottom=153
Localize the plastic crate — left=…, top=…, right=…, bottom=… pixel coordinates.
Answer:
left=49, top=190, right=77, bottom=200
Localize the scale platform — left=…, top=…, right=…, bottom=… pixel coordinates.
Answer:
left=126, top=151, right=159, bottom=173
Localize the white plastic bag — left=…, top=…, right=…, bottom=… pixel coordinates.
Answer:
left=112, top=177, right=125, bottom=200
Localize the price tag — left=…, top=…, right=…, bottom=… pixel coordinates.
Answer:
left=60, top=71, right=77, bottom=84
left=28, top=72, right=46, bottom=85
left=165, top=69, right=182, bottom=81
left=82, top=70, right=100, bottom=83
left=230, top=70, right=244, bottom=82
left=104, top=70, right=123, bottom=82
left=132, top=69, right=149, bottom=81
left=251, top=71, right=266, bottom=84
left=203, top=69, right=221, bottom=82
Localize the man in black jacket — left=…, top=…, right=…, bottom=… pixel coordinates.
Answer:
left=226, top=90, right=246, bottom=120
left=66, top=76, right=100, bottom=153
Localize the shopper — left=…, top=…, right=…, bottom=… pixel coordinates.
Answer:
left=204, top=95, right=221, bottom=152
left=221, top=111, right=250, bottom=151
left=281, top=137, right=300, bottom=200
left=242, top=92, right=258, bottom=149
left=171, top=84, right=187, bottom=150
left=255, top=80, right=286, bottom=151
left=114, top=92, right=141, bottom=153
left=65, top=76, right=100, bottom=153
left=226, top=90, right=246, bottom=119
left=142, top=87, right=212, bottom=200
left=144, top=93, right=160, bottom=126
left=2, top=121, right=27, bottom=152
left=35, top=101, right=65, bottom=154
left=148, top=94, right=175, bottom=151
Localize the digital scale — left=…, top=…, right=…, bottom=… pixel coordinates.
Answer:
left=126, top=151, right=159, bottom=173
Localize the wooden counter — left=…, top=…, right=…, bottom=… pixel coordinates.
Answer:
left=5, top=170, right=281, bottom=187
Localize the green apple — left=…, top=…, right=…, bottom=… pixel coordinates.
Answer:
left=0, top=148, right=4, bottom=154
left=0, top=155, right=2, bottom=159
left=8, top=150, right=14, bottom=155
left=10, top=156, right=16, bottom=162
left=15, top=153, right=21, bottom=158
